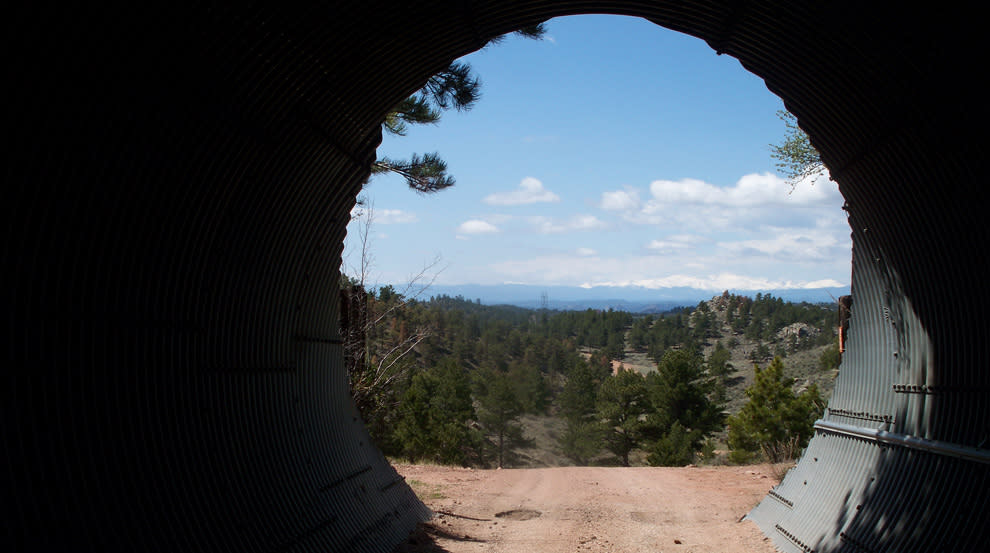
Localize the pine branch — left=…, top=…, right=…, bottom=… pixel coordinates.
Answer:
left=373, top=152, right=455, bottom=193
left=374, top=22, right=547, bottom=191
left=422, top=62, right=480, bottom=112
left=385, top=96, right=441, bottom=135
left=487, top=22, right=548, bottom=45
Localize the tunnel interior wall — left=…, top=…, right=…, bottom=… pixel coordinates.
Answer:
left=746, top=207, right=990, bottom=552
left=5, top=3, right=988, bottom=552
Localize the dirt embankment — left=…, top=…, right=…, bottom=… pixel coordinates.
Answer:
left=393, top=464, right=781, bottom=553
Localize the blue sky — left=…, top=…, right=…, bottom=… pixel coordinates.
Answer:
left=345, top=15, right=850, bottom=294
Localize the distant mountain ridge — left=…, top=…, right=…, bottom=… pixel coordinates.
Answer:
left=420, top=283, right=849, bottom=313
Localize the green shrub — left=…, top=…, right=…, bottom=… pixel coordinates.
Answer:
left=647, top=422, right=697, bottom=466
left=727, top=357, right=823, bottom=463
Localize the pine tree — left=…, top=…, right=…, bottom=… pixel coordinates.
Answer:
left=559, top=361, right=597, bottom=421
left=559, top=360, right=604, bottom=464
left=559, top=420, right=603, bottom=466
left=649, top=350, right=723, bottom=434
left=645, top=350, right=724, bottom=466
left=509, top=362, right=548, bottom=414
left=596, top=369, right=651, bottom=466
left=604, top=331, right=626, bottom=361
left=647, top=421, right=695, bottom=467
left=474, top=369, right=525, bottom=469
left=393, top=358, right=475, bottom=464
left=705, top=342, right=734, bottom=403
left=727, top=356, right=824, bottom=463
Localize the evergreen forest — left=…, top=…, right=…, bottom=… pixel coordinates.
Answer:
left=341, top=280, right=839, bottom=468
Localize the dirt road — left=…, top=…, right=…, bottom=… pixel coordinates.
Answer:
left=393, top=464, right=781, bottom=553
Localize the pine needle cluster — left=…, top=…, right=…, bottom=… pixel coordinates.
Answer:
left=371, top=24, right=547, bottom=193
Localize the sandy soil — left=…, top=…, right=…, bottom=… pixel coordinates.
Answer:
left=393, top=464, right=782, bottom=553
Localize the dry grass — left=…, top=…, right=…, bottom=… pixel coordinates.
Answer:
left=407, top=478, right=446, bottom=500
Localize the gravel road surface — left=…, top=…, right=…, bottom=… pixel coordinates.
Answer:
left=393, top=464, right=782, bottom=553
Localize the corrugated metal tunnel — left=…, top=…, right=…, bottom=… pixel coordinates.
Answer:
left=5, top=3, right=987, bottom=552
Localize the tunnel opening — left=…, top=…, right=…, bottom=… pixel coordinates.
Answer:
left=7, top=4, right=988, bottom=553
left=343, top=13, right=851, bottom=475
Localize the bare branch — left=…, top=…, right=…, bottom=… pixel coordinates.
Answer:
left=368, top=254, right=446, bottom=329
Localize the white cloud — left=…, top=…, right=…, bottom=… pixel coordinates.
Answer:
left=375, top=209, right=418, bottom=224
left=648, top=172, right=836, bottom=208
left=717, top=226, right=846, bottom=262
left=645, top=240, right=686, bottom=251
left=489, top=249, right=847, bottom=289
left=491, top=255, right=613, bottom=284
left=582, top=273, right=844, bottom=291
left=803, top=279, right=846, bottom=288
left=532, top=214, right=607, bottom=234
left=457, top=220, right=500, bottom=234
left=483, top=177, right=560, bottom=206
left=599, top=188, right=641, bottom=211
left=366, top=168, right=849, bottom=289
left=645, top=234, right=705, bottom=253
left=598, top=172, right=843, bottom=231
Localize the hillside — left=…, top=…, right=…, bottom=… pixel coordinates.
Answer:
left=344, top=283, right=839, bottom=468
left=509, top=293, right=839, bottom=467
left=691, top=294, right=839, bottom=413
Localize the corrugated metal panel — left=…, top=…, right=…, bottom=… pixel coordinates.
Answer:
left=6, top=3, right=987, bottom=552
left=747, top=201, right=990, bottom=552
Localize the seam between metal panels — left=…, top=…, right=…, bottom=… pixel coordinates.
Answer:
left=826, top=407, right=894, bottom=425
left=891, top=383, right=990, bottom=395
left=767, top=489, right=794, bottom=508
left=814, top=420, right=990, bottom=464
left=775, top=523, right=817, bottom=553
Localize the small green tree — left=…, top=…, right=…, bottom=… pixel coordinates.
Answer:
left=509, top=362, right=548, bottom=414
left=393, top=358, right=475, bottom=464
left=559, top=421, right=603, bottom=466
left=558, top=361, right=600, bottom=423
left=649, top=350, right=724, bottom=434
left=645, top=350, right=724, bottom=466
left=727, top=357, right=824, bottom=463
left=604, top=331, right=626, bottom=361
left=597, top=369, right=651, bottom=466
left=558, top=360, right=604, bottom=464
left=820, top=340, right=841, bottom=371
left=628, top=316, right=652, bottom=351
left=705, top=342, right=734, bottom=403
left=474, top=369, right=525, bottom=469
left=647, top=421, right=695, bottom=467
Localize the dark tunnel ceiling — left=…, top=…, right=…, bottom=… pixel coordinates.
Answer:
left=5, top=3, right=989, bottom=552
